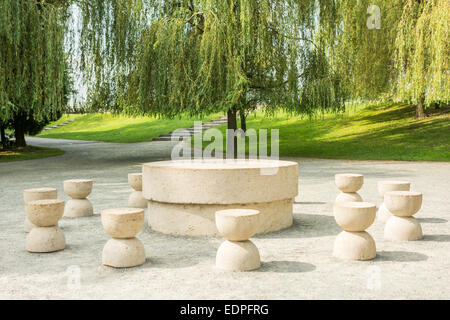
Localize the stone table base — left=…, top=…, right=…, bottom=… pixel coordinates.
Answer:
left=147, top=198, right=293, bottom=236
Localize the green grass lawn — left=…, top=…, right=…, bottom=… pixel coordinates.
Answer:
left=37, top=113, right=223, bottom=143
left=196, top=103, right=450, bottom=161
left=46, top=113, right=84, bottom=126
left=0, top=146, right=65, bottom=162
left=34, top=104, right=449, bottom=161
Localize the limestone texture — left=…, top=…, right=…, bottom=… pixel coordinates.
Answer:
left=26, top=226, right=66, bottom=253
left=142, top=159, right=298, bottom=236
left=23, top=187, right=57, bottom=232
left=101, top=207, right=146, bottom=268
left=333, top=231, right=376, bottom=261
left=63, top=179, right=93, bottom=217
left=384, top=191, right=423, bottom=241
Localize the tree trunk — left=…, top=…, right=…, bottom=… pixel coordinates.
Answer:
left=415, top=94, right=426, bottom=119
left=1, top=124, right=6, bottom=149
left=13, top=113, right=27, bottom=147
left=227, top=107, right=238, bottom=159
left=240, top=111, right=247, bottom=132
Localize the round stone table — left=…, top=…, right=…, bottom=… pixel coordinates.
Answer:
left=142, top=159, right=299, bottom=236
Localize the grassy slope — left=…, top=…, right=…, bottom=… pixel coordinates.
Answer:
left=37, top=113, right=223, bottom=143
left=197, top=103, right=450, bottom=161
left=46, top=113, right=84, bottom=126
left=0, top=146, right=65, bottom=162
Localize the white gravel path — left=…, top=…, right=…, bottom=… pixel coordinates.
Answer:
left=0, top=137, right=449, bottom=299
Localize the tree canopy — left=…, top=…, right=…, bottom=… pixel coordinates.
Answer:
left=325, top=0, right=449, bottom=117
left=0, top=0, right=70, bottom=146
left=1, top=0, right=448, bottom=149
left=77, top=0, right=346, bottom=121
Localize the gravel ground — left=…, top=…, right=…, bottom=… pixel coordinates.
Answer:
left=0, top=137, right=449, bottom=299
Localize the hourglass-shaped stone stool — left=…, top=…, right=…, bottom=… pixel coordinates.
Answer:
left=101, top=208, right=146, bottom=268
left=26, top=199, right=66, bottom=252
left=24, top=188, right=58, bottom=232
left=335, top=174, right=364, bottom=203
left=333, top=202, right=376, bottom=260
left=215, top=209, right=261, bottom=271
left=384, top=191, right=423, bottom=241
left=377, top=181, right=410, bottom=222
left=63, top=179, right=93, bottom=217
left=128, top=173, right=147, bottom=208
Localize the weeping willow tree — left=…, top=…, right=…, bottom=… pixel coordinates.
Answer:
left=0, top=0, right=70, bottom=147
left=393, top=0, right=449, bottom=118
left=322, top=0, right=403, bottom=101
left=77, top=0, right=346, bottom=154
left=325, top=0, right=449, bottom=118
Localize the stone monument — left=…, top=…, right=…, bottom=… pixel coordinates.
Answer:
left=215, top=209, right=261, bottom=271
left=335, top=173, right=364, bottom=203
left=128, top=173, right=147, bottom=208
left=333, top=201, right=376, bottom=260
left=101, top=207, right=146, bottom=268
left=384, top=191, right=423, bottom=241
left=23, top=187, right=57, bottom=232
left=377, top=181, right=411, bottom=222
left=142, top=159, right=298, bottom=236
left=26, top=199, right=65, bottom=253
left=63, top=179, right=93, bottom=217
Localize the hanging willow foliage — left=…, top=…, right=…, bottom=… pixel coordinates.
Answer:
left=77, top=0, right=346, bottom=119
left=0, top=0, right=69, bottom=125
left=323, top=0, right=449, bottom=116
left=321, top=0, right=403, bottom=100
left=393, top=0, right=449, bottom=110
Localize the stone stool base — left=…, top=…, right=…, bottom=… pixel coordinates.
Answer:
left=216, top=240, right=261, bottom=271
left=26, top=226, right=66, bottom=253
left=377, top=202, right=393, bottom=222
left=102, top=238, right=146, bottom=268
left=384, top=216, right=423, bottom=241
left=335, top=192, right=362, bottom=203
left=128, top=191, right=147, bottom=208
left=333, top=231, right=376, bottom=260
left=64, top=199, right=93, bottom=218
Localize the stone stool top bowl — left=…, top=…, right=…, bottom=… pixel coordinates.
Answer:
left=128, top=173, right=142, bottom=191
left=333, top=201, right=376, bottom=232
left=215, top=209, right=260, bottom=241
left=26, top=199, right=65, bottom=227
left=101, top=207, right=145, bottom=239
left=64, top=179, right=93, bottom=199
left=377, top=181, right=410, bottom=197
left=384, top=191, right=422, bottom=217
left=24, top=187, right=57, bottom=203
left=335, top=174, right=364, bottom=193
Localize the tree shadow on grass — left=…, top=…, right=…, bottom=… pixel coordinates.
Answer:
left=257, top=261, right=316, bottom=273
left=278, top=103, right=450, bottom=161
left=374, top=251, right=428, bottom=262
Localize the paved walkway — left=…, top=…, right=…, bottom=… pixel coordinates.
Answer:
left=0, top=137, right=449, bottom=299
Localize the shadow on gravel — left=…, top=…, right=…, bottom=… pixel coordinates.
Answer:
left=421, top=234, right=450, bottom=242
left=294, top=201, right=327, bottom=205
left=374, top=251, right=428, bottom=262
left=140, top=255, right=202, bottom=269
left=255, top=213, right=340, bottom=239
left=258, top=261, right=316, bottom=273
left=417, top=218, right=448, bottom=224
